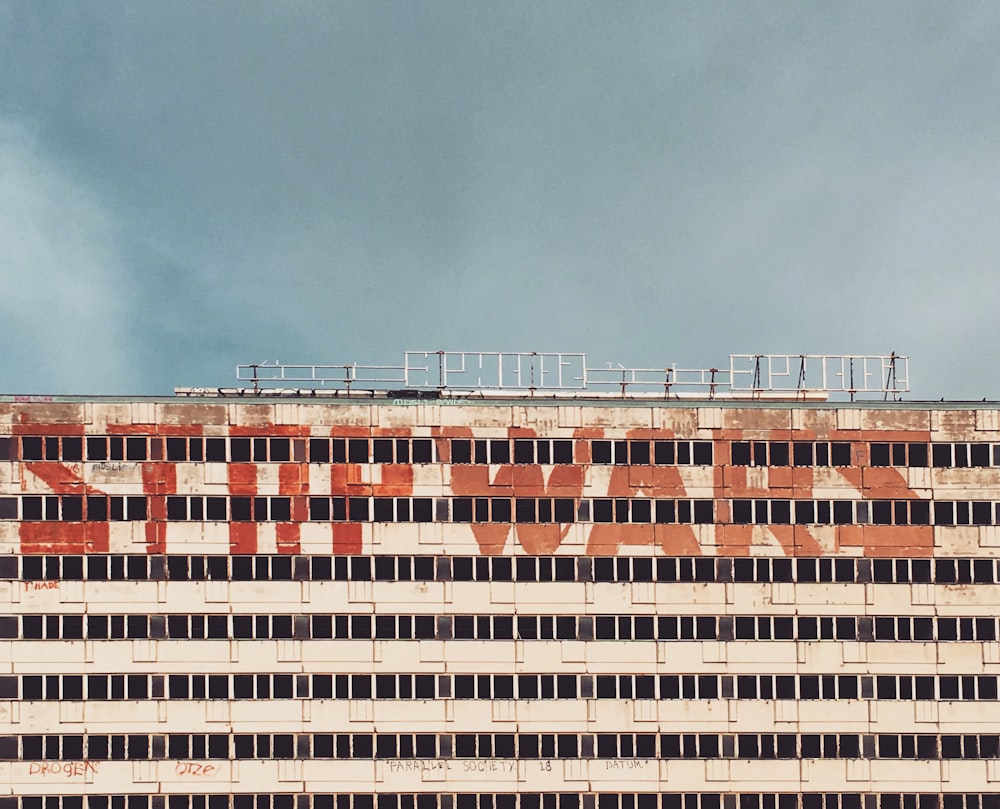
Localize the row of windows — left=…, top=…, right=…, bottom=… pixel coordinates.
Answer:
left=14, top=433, right=1000, bottom=471
left=3, top=496, right=721, bottom=525
left=5, top=613, right=1000, bottom=642
left=730, top=440, right=1000, bottom=469
left=12, top=795, right=994, bottom=809
left=730, top=442, right=852, bottom=467
left=3, top=496, right=147, bottom=522
left=731, top=498, right=1000, bottom=526
left=8, top=436, right=429, bottom=465
left=7, top=436, right=716, bottom=466
left=8, top=672, right=1000, bottom=702
left=14, top=494, right=1000, bottom=527
left=7, top=732, right=1000, bottom=761
left=870, top=442, right=1000, bottom=469
left=11, top=554, right=1000, bottom=586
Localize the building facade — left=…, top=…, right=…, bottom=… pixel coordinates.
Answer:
left=2, top=384, right=1000, bottom=807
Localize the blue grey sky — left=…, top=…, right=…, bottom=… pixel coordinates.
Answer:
left=2, top=2, right=999, bottom=399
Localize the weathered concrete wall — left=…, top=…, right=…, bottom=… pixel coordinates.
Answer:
left=1, top=398, right=999, bottom=802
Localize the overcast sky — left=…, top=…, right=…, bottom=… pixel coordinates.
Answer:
left=2, top=2, right=999, bottom=399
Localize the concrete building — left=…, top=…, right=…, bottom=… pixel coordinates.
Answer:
left=2, top=352, right=998, bottom=808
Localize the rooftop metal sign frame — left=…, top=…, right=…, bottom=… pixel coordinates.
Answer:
left=235, top=352, right=908, bottom=401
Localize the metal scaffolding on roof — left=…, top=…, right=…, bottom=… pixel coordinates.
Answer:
left=232, top=352, right=908, bottom=401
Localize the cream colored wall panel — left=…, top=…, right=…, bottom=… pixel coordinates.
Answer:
left=513, top=700, right=587, bottom=728
left=0, top=523, right=19, bottom=555
left=297, top=521, right=335, bottom=553
left=933, top=583, right=1000, bottom=608
left=904, top=465, right=933, bottom=490
left=835, top=408, right=863, bottom=431
left=979, top=526, right=1000, bottom=550
left=80, top=580, right=162, bottom=609
left=9, top=700, right=64, bottom=732
left=300, top=700, right=354, bottom=730
left=446, top=582, right=500, bottom=613
left=370, top=581, right=447, bottom=609
left=444, top=640, right=516, bottom=666
left=0, top=579, right=15, bottom=606
left=793, top=582, right=867, bottom=609
left=186, top=521, right=231, bottom=553
left=372, top=525, right=420, bottom=556
left=866, top=759, right=947, bottom=788
left=515, top=582, right=586, bottom=608
left=589, top=583, right=638, bottom=613
left=10, top=641, right=85, bottom=668
left=652, top=583, right=728, bottom=607
left=227, top=701, right=305, bottom=732
left=517, top=642, right=567, bottom=672
left=425, top=699, right=495, bottom=730
left=727, top=584, right=772, bottom=614
left=868, top=585, right=917, bottom=613
left=77, top=700, right=162, bottom=727
left=727, top=759, right=801, bottom=783
left=940, top=760, right=988, bottom=789
left=308, top=580, right=352, bottom=608
left=797, top=700, right=870, bottom=728
left=695, top=408, right=723, bottom=431
left=863, top=642, right=937, bottom=670
left=370, top=699, right=447, bottom=726
left=655, top=699, right=731, bottom=730
left=586, top=642, right=656, bottom=669
left=126, top=640, right=230, bottom=667
left=228, top=580, right=301, bottom=606
left=936, top=642, right=985, bottom=673
left=933, top=700, right=1000, bottom=726
left=300, top=760, right=380, bottom=792
left=724, top=641, right=798, bottom=667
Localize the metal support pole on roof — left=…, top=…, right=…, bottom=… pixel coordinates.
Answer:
left=884, top=352, right=898, bottom=402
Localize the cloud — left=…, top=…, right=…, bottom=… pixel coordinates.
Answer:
left=2, top=4, right=1000, bottom=398
left=0, top=117, right=132, bottom=393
